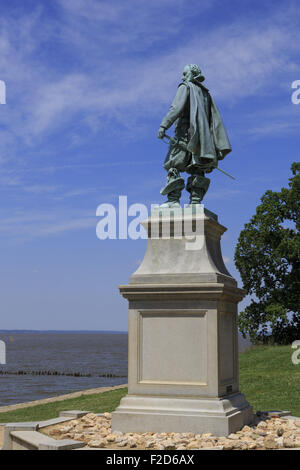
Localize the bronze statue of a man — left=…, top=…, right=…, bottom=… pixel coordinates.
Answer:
left=158, top=64, right=232, bottom=207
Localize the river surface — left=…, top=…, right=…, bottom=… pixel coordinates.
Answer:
left=0, top=332, right=128, bottom=406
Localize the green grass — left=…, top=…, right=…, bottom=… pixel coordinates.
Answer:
left=239, top=345, right=300, bottom=416
left=0, top=387, right=128, bottom=423
left=0, top=345, right=299, bottom=423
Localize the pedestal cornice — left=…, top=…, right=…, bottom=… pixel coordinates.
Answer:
left=119, top=282, right=246, bottom=303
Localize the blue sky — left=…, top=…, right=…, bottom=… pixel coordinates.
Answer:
left=0, top=0, right=299, bottom=330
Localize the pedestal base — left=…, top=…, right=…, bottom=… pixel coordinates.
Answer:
left=112, top=393, right=252, bottom=437
left=112, top=207, right=253, bottom=437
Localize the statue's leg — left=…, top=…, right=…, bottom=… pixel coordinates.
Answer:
left=160, top=167, right=185, bottom=208
left=186, top=169, right=211, bottom=205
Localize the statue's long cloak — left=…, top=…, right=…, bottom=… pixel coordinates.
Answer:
left=160, top=81, right=231, bottom=169
left=187, top=81, right=231, bottom=165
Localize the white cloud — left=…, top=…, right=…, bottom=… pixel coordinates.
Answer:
left=248, top=121, right=300, bottom=137
left=32, top=8, right=300, bottom=135
left=223, top=256, right=231, bottom=265
left=0, top=0, right=299, bottom=167
left=23, top=184, right=59, bottom=194
left=0, top=171, right=22, bottom=187
left=0, top=209, right=96, bottom=240
left=57, top=0, right=216, bottom=51
left=53, top=188, right=97, bottom=200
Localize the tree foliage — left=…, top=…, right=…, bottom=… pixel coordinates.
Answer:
left=234, top=162, right=300, bottom=344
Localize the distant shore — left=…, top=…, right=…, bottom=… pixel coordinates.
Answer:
left=0, top=330, right=127, bottom=334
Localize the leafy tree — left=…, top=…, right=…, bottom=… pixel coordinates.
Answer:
left=235, top=162, right=300, bottom=344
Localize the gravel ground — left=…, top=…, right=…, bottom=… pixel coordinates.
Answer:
left=40, top=412, right=300, bottom=450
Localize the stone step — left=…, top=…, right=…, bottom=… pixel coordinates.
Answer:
left=10, top=430, right=85, bottom=450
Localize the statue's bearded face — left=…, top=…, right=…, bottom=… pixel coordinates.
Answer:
left=182, top=66, right=193, bottom=83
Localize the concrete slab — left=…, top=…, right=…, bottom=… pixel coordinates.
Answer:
left=59, top=410, right=90, bottom=419
left=38, top=416, right=75, bottom=429
left=10, top=431, right=85, bottom=450
left=1, top=413, right=90, bottom=450
left=259, top=411, right=291, bottom=418
left=2, top=422, right=39, bottom=450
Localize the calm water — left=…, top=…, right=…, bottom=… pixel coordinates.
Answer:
left=0, top=332, right=250, bottom=407
left=0, top=333, right=128, bottom=406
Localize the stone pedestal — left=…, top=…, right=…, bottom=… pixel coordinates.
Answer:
left=112, top=205, right=253, bottom=436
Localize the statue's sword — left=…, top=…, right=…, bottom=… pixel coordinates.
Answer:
left=162, top=134, right=235, bottom=180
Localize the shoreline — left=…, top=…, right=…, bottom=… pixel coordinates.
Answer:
left=0, top=383, right=127, bottom=414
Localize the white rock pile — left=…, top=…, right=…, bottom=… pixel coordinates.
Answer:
left=44, top=412, right=300, bottom=450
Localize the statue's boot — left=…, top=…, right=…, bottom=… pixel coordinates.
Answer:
left=160, top=168, right=184, bottom=207
left=186, top=174, right=210, bottom=204
left=160, top=188, right=183, bottom=208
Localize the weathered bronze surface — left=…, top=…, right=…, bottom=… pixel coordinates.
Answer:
left=158, top=64, right=232, bottom=207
